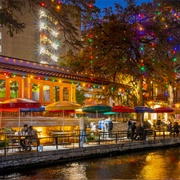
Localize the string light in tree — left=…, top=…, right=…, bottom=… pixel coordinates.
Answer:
left=87, top=2, right=94, bottom=73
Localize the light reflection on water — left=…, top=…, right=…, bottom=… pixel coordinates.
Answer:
left=1, top=147, right=180, bottom=180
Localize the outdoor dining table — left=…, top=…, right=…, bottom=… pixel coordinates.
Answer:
left=6, top=134, right=34, bottom=151
left=50, top=131, right=76, bottom=149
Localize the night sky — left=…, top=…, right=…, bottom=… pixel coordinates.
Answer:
left=95, top=0, right=152, bottom=9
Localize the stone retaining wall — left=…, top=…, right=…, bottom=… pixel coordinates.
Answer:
left=0, top=138, right=180, bottom=173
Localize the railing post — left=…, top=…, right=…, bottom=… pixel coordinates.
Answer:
left=115, top=133, right=117, bottom=144
left=55, top=136, right=58, bottom=149
left=4, top=146, right=6, bottom=155
left=78, top=134, right=80, bottom=148
left=98, top=133, right=100, bottom=145
left=154, top=130, right=156, bottom=141
left=163, top=130, right=165, bottom=139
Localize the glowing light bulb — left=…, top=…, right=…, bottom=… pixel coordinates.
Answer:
left=39, top=22, right=45, bottom=30
left=51, top=55, right=58, bottom=62
left=52, top=43, right=58, bottom=50
left=40, top=47, right=45, bottom=54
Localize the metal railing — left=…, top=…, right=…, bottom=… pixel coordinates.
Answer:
left=0, top=129, right=178, bottom=156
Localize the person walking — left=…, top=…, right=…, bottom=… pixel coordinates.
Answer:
left=79, top=117, right=87, bottom=147
left=104, top=116, right=113, bottom=138
left=167, top=122, right=173, bottom=136
left=131, top=122, right=137, bottom=141
left=127, top=119, right=133, bottom=139
left=98, top=117, right=105, bottom=137
left=173, top=122, right=179, bottom=137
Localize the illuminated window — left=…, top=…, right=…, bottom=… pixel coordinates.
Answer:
left=10, top=81, right=19, bottom=98
left=43, top=85, right=50, bottom=101
left=63, top=87, right=69, bottom=101
left=53, top=86, right=60, bottom=102
left=0, top=80, right=6, bottom=98
left=32, top=84, right=40, bottom=101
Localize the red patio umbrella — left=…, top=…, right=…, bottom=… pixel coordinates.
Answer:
left=113, top=105, right=135, bottom=113
left=154, top=107, right=174, bottom=113
left=0, top=98, right=41, bottom=109
left=0, top=98, right=41, bottom=129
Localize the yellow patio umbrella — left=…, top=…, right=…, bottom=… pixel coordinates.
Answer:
left=45, top=101, right=82, bottom=131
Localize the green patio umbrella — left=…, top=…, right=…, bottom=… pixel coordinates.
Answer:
left=82, top=104, right=112, bottom=118
left=104, top=112, right=118, bottom=115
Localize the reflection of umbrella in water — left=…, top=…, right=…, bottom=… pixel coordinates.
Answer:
left=45, top=101, right=81, bottom=131
left=82, top=104, right=112, bottom=118
left=134, top=106, right=154, bottom=123
left=0, top=98, right=41, bottom=129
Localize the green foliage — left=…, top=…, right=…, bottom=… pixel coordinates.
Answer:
left=66, top=0, right=180, bottom=106
left=0, top=127, right=15, bottom=133
left=76, top=90, right=86, bottom=105
left=86, top=134, right=96, bottom=142
left=0, top=139, right=9, bottom=148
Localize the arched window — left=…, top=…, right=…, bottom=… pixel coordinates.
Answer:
left=63, top=87, right=69, bottom=101
left=32, top=84, right=40, bottom=101
left=53, top=86, right=60, bottom=102
left=43, top=85, right=50, bottom=102
left=10, top=81, right=19, bottom=98
left=0, top=80, right=6, bottom=98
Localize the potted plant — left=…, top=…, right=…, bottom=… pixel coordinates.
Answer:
left=86, top=134, right=97, bottom=143
left=0, top=139, right=9, bottom=148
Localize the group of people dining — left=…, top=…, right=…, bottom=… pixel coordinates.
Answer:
left=18, top=124, right=39, bottom=151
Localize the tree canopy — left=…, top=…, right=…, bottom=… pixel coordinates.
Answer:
left=64, top=0, right=180, bottom=106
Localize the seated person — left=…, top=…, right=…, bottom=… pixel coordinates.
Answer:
left=25, top=126, right=40, bottom=151
left=20, top=124, right=28, bottom=149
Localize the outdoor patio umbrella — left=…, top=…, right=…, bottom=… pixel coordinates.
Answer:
left=113, top=105, right=135, bottom=113
left=45, top=101, right=82, bottom=131
left=134, top=106, right=154, bottom=113
left=134, top=106, right=154, bottom=123
left=104, top=112, right=118, bottom=115
left=154, top=107, right=174, bottom=113
left=82, top=104, right=112, bottom=118
left=0, top=98, right=41, bottom=129
left=20, top=106, right=45, bottom=125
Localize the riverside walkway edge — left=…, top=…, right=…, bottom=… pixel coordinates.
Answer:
left=0, top=138, right=180, bottom=173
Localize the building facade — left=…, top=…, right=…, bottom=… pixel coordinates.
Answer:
left=0, top=55, right=108, bottom=106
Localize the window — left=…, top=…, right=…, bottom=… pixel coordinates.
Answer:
left=43, top=85, right=50, bottom=101
left=63, top=87, right=69, bottom=101
left=32, top=84, right=40, bottom=101
left=10, top=81, right=19, bottom=98
left=0, top=80, right=5, bottom=98
left=53, top=86, right=60, bottom=102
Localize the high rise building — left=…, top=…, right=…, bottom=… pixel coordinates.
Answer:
left=0, top=1, right=86, bottom=64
